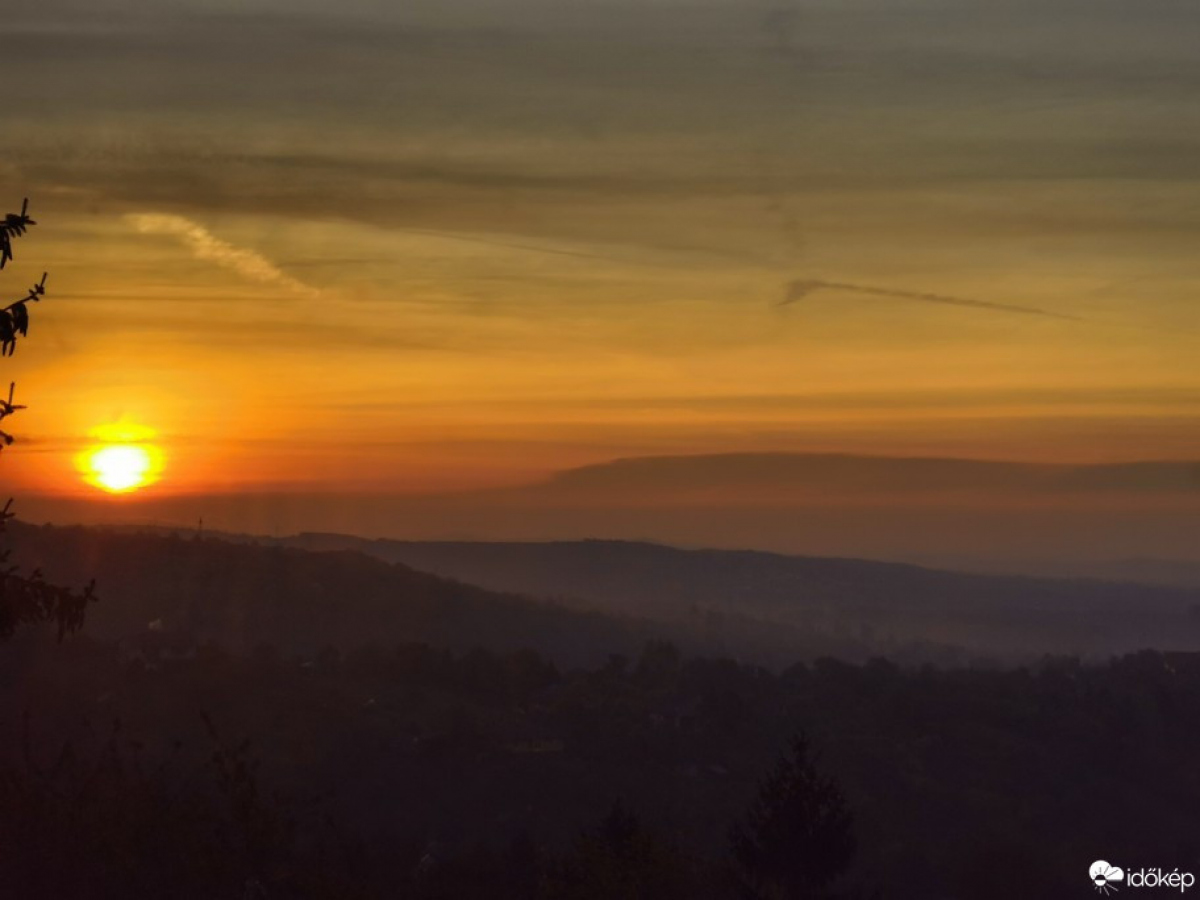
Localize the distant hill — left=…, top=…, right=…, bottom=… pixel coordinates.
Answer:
left=10, top=519, right=1200, bottom=665
left=10, top=521, right=950, bottom=666
left=2, top=522, right=654, bottom=666
left=282, top=533, right=1200, bottom=660
left=533, top=453, right=1200, bottom=497
left=15, top=452, right=1200, bottom=563
left=966, top=557, right=1200, bottom=590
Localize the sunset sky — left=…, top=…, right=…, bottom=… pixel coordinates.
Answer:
left=3, top=0, right=1199, bottom=511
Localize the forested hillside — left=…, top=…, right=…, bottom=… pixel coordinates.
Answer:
left=4, top=627, right=1199, bottom=898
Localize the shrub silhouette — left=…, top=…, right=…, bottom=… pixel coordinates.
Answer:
left=545, top=799, right=701, bottom=900
left=729, top=733, right=857, bottom=900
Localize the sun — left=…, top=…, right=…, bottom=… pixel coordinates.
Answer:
left=84, top=445, right=154, bottom=493
left=76, top=422, right=165, bottom=494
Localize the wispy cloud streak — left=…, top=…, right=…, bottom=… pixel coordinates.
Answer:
left=127, top=213, right=320, bottom=299
left=779, top=279, right=1083, bottom=321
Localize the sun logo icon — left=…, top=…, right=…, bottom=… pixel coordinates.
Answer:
left=1090, top=861, right=1125, bottom=895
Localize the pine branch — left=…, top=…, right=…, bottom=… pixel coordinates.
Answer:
left=0, top=196, right=96, bottom=641
left=3, top=271, right=48, bottom=313
left=0, top=198, right=36, bottom=269
left=0, top=198, right=46, bottom=356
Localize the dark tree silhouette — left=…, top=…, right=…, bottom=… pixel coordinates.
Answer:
left=729, top=733, right=856, bottom=900
left=547, top=799, right=700, bottom=900
left=0, top=198, right=96, bottom=640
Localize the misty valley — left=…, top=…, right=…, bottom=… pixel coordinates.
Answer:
left=4, top=523, right=1200, bottom=898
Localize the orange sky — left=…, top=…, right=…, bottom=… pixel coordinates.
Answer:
left=2, top=1, right=1199, bottom=508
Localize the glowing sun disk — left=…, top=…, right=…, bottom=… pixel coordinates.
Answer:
left=86, top=445, right=153, bottom=492
left=77, top=423, right=165, bottom=493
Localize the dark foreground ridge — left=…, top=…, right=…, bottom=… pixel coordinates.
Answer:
left=4, top=520, right=1200, bottom=897
left=4, top=614, right=1200, bottom=898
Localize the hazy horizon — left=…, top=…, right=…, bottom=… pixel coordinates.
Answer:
left=12, top=451, right=1199, bottom=567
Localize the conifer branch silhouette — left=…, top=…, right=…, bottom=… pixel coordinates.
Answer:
left=0, top=198, right=36, bottom=270
left=0, top=197, right=98, bottom=640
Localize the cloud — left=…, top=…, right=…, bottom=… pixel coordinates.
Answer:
left=126, top=213, right=320, bottom=299
left=779, top=279, right=1083, bottom=322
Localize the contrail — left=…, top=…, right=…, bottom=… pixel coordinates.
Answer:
left=127, top=213, right=320, bottom=299
left=779, top=279, right=1083, bottom=321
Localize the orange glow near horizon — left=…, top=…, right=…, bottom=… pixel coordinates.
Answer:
left=75, top=421, right=165, bottom=494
